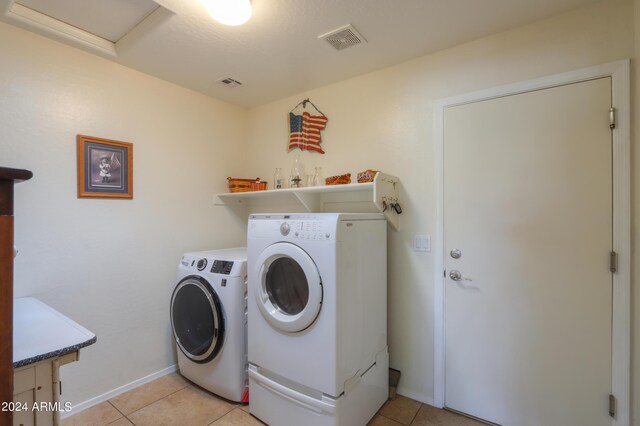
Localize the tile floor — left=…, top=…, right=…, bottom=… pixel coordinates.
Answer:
left=61, top=373, right=485, bottom=426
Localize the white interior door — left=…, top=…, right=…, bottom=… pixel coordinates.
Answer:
left=443, top=77, right=613, bottom=426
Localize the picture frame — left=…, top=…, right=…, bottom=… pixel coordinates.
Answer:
left=77, top=135, right=133, bottom=199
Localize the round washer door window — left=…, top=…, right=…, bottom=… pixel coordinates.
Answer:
left=254, top=243, right=322, bottom=333
left=170, top=276, right=225, bottom=363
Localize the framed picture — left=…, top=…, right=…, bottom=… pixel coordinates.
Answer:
left=77, top=135, right=133, bottom=199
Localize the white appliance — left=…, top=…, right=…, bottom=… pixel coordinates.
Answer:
left=247, top=213, right=388, bottom=426
left=171, top=248, right=249, bottom=402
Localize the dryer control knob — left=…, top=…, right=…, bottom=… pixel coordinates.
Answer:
left=280, top=222, right=290, bottom=236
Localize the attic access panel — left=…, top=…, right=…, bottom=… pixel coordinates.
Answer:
left=16, top=0, right=159, bottom=42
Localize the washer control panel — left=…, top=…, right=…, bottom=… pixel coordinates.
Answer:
left=180, top=255, right=242, bottom=276
left=290, top=220, right=331, bottom=241
left=248, top=215, right=336, bottom=242
left=211, top=260, right=234, bottom=275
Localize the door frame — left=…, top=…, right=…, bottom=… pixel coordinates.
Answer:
left=433, top=60, right=630, bottom=425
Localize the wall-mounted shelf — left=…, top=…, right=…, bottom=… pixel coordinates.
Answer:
left=216, top=172, right=401, bottom=230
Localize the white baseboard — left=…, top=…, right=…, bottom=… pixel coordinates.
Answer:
left=396, top=386, right=435, bottom=407
left=61, top=364, right=178, bottom=419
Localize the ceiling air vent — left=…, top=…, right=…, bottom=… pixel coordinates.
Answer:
left=216, top=76, right=243, bottom=88
left=318, top=24, right=367, bottom=51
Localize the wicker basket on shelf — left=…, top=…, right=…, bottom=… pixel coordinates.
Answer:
left=325, top=173, right=351, bottom=185
left=227, top=177, right=266, bottom=192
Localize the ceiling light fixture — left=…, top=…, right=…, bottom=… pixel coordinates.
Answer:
left=202, top=0, right=252, bottom=26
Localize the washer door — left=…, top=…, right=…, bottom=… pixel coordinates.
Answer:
left=171, top=275, right=225, bottom=363
left=254, top=242, right=322, bottom=333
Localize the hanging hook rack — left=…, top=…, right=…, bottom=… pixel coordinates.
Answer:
left=290, top=98, right=326, bottom=117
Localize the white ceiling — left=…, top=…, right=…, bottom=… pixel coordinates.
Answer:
left=0, top=0, right=601, bottom=108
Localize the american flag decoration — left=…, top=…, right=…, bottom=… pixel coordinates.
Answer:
left=288, top=99, right=328, bottom=154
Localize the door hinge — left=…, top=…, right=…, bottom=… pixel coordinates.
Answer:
left=609, top=107, right=616, bottom=129
left=610, top=251, right=618, bottom=273
left=609, top=394, right=616, bottom=418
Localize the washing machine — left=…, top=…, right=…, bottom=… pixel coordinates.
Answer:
left=247, top=213, right=389, bottom=426
left=171, top=247, right=249, bottom=402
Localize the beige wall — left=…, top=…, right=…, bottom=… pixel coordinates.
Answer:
left=2, top=0, right=638, bottom=422
left=0, top=23, right=248, bottom=405
left=245, top=0, right=638, bottom=422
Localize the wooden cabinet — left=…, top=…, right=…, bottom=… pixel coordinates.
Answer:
left=12, top=297, right=96, bottom=426
left=0, top=169, right=95, bottom=426
left=12, top=353, right=77, bottom=426
left=13, top=361, right=53, bottom=426
left=0, top=167, right=33, bottom=426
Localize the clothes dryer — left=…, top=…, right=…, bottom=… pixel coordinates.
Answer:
left=171, top=248, right=248, bottom=402
left=248, top=214, right=388, bottom=426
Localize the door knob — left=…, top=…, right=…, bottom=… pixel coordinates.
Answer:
left=449, top=270, right=472, bottom=282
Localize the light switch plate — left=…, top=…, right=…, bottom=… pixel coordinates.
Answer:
left=414, top=234, right=430, bottom=252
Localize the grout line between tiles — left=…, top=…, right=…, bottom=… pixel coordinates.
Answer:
left=115, top=383, right=190, bottom=419
left=376, top=413, right=407, bottom=425
left=103, top=403, right=130, bottom=426
left=375, top=402, right=421, bottom=426
left=407, top=403, right=422, bottom=425
left=205, top=401, right=237, bottom=426
left=107, top=400, right=126, bottom=419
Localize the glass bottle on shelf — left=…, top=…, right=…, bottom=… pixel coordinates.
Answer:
left=289, top=152, right=305, bottom=188
left=273, top=168, right=284, bottom=189
left=312, top=167, right=323, bottom=186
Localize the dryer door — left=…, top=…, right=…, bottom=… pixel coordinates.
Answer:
left=171, top=276, right=225, bottom=363
left=254, top=242, right=322, bottom=333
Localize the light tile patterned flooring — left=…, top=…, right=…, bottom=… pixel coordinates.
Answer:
left=61, top=373, right=485, bottom=426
